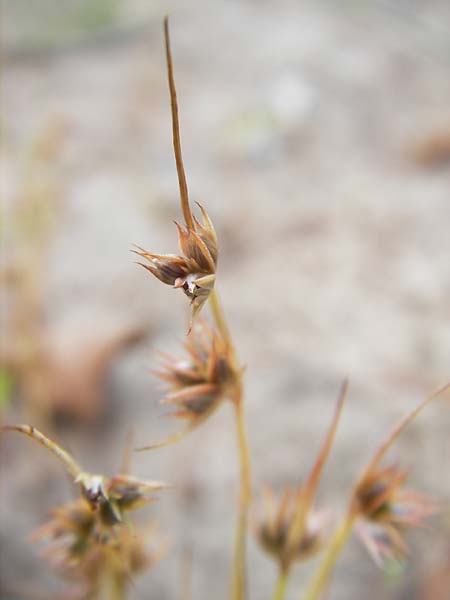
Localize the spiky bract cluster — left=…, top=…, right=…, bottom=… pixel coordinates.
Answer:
left=135, top=203, right=217, bottom=322
left=256, top=486, right=327, bottom=571
left=352, top=463, right=437, bottom=565
left=33, top=498, right=154, bottom=598
left=154, top=320, right=238, bottom=425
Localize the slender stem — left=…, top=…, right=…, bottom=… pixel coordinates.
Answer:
left=209, top=288, right=233, bottom=353
left=234, top=396, right=251, bottom=506
left=287, top=380, right=348, bottom=554
left=208, top=287, right=251, bottom=600
left=301, top=515, right=354, bottom=600
left=231, top=506, right=247, bottom=600
left=1, top=424, right=83, bottom=479
left=229, top=384, right=251, bottom=600
left=271, top=568, right=290, bottom=600
left=97, top=560, right=126, bottom=600
left=163, top=16, right=193, bottom=230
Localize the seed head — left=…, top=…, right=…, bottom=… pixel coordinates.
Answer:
left=76, top=472, right=167, bottom=525
left=256, top=486, right=327, bottom=572
left=134, top=203, right=217, bottom=324
left=351, top=463, right=437, bottom=565
left=32, top=497, right=157, bottom=595
left=345, top=381, right=450, bottom=566
left=138, top=321, right=239, bottom=450
left=160, top=321, right=236, bottom=410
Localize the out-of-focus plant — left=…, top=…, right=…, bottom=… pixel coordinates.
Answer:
left=1, top=424, right=166, bottom=599
left=255, top=381, right=347, bottom=600
left=0, top=119, right=146, bottom=424
left=301, top=382, right=450, bottom=600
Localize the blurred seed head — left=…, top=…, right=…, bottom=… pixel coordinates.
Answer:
left=351, top=463, right=438, bottom=566
left=255, top=485, right=327, bottom=571
left=76, top=472, right=167, bottom=525
left=32, top=497, right=158, bottom=597
left=155, top=320, right=238, bottom=424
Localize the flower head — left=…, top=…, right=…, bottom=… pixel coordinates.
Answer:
left=77, top=472, right=167, bottom=525
left=134, top=203, right=217, bottom=323
left=351, top=463, right=437, bottom=565
left=256, top=486, right=327, bottom=571
left=32, top=497, right=157, bottom=597
left=346, top=382, right=450, bottom=566
left=138, top=321, right=239, bottom=450
left=159, top=322, right=235, bottom=414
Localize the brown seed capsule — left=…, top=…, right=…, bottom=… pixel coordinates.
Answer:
left=32, top=497, right=157, bottom=596
left=156, top=321, right=236, bottom=419
left=134, top=203, right=217, bottom=323
left=351, top=463, right=437, bottom=565
left=138, top=321, right=239, bottom=450
left=256, top=486, right=327, bottom=572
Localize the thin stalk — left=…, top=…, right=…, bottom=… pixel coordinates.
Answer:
left=271, top=568, right=289, bottom=600
left=208, top=287, right=251, bottom=600
left=231, top=507, right=247, bottom=600
left=301, top=515, right=354, bottom=600
left=163, top=16, right=193, bottom=230
left=1, top=424, right=82, bottom=479
left=287, top=380, right=348, bottom=554
left=97, top=561, right=126, bottom=600
left=234, top=395, right=251, bottom=506
left=209, top=288, right=233, bottom=355
left=230, top=384, right=251, bottom=600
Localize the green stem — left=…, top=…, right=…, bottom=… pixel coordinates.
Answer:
left=208, top=288, right=251, bottom=600
left=271, top=568, right=290, bottom=600
left=97, top=561, right=126, bottom=600
left=229, top=385, right=251, bottom=600
left=301, top=515, right=354, bottom=600
left=209, top=288, right=233, bottom=353
left=231, top=505, right=247, bottom=600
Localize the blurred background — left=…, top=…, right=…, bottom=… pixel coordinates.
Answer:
left=1, top=0, right=450, bottom=598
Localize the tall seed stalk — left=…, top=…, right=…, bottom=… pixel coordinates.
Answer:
left=162, top=18, right=252, bottom=599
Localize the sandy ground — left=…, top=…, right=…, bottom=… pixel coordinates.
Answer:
left=1, top=1, right=450, bottom=599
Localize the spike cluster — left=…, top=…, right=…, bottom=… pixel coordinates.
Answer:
left=351, top=463, right=437, bottom=565
left=1, top=424, right=166, bottom=597
left=32, top=498, right=155, bottom=598
left=256, top=486, right=327, bottom=571
left=157, top=321, right=237, bottom=418
left=135, top=203, right=218, bottom=323
left=77, top=472, right=167, bottom=526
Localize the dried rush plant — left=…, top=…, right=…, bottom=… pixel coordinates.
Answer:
left=2, top=17, right=450, bottom=600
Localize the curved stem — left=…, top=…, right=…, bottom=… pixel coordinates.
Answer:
left=1, top=424, right=82, bottom=479
left=271, top=568, right=290, bottom=600
left=301, top=515, right=354, bottom=600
